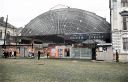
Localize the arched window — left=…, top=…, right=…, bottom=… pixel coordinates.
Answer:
left=122, top=16, right=128, bottom=30
left=120, top=11, right=128, bottom=30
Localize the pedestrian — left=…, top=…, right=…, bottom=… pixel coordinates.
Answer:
left=115, top=50, right=119, bottom=62
left=6, top=50, right=9, bottom=58
left=32, top=51, right=34, bottom=57
left=11, top=51, right=14, bottom=57
left=3, top=50, right=6, bottom=58
left=47, top=50, right=50, bottom=58
left=38, top=51, right=41, bottom=60
left=67, top=49, right=70, bottom=57
left=14, top=51, right=17, bottom=58
left=47, top=53, right=48, bottom=58
left=9, top=51, right=12, bottom=58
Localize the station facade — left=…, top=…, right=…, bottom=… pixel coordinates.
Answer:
left=20, top=8, right=112, bottom=60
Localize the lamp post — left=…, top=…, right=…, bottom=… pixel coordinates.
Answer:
left=3, top=15, right=8, bottom=49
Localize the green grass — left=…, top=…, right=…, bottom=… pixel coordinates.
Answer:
left=0, top=58, right=128, bottom=82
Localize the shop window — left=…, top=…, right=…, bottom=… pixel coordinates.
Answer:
left=94, top=36, right=95, bottom=39
left=99, top=47, right=103, bottom=52
left=103, top=47, right=107, bottom=52
left=123, top=38, right=128, bottom=50
left=81, top=36, right=83, bottom=39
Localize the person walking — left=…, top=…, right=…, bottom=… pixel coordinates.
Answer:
left=14, top=51, right=17, bottom=58
left=3, top=50, right=7, bottom=58
left=38, top=51, right=41, bottom=60
left=115, top=50, right=119, bottom=62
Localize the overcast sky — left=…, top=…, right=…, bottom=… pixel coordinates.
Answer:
left=0, top=0, right=110, bottom=28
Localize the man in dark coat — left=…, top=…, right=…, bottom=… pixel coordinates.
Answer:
left=14, top=51, right=17, bottom=58
left=38, top=51, right=41, bottom=60
left=116, top=50, right=119, bottom=62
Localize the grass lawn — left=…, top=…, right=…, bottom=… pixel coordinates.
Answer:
left=0, top=58, right=128, bottom=82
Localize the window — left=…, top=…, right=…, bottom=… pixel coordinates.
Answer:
left=94, top=36, right=95, bottom=39
left=123, top=38, right=128, bottom=50
left=7, top=31, right=10, bottom=35
left=121, top=0, right=128, bottom=7
left=6, top=31, right=10, bottom=39
left=121, top=0, right=128, bottom=3
left=122, top=16, right=128, bottom=30
left=0, top=30, right=2, bottom=39
left=99, top=47, right=103, bottom=52
left=113, top=0, right=117, bottom=2
left=81, top=37, right=83, bottom=39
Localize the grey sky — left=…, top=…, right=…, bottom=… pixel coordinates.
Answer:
left=0, top=0, right=110, bottom=27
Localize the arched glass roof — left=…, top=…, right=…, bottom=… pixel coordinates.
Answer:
left=22, top=8, right=110, bottom=36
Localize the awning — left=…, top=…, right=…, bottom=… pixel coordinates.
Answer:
left=82, top=40, right=95, bottom=44
left=82, top=39, right=105, bottom=44
left=120, top=11, right=128, bottom=16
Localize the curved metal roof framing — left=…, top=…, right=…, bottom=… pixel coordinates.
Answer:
left=21, top=8, right=110, bottom=36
